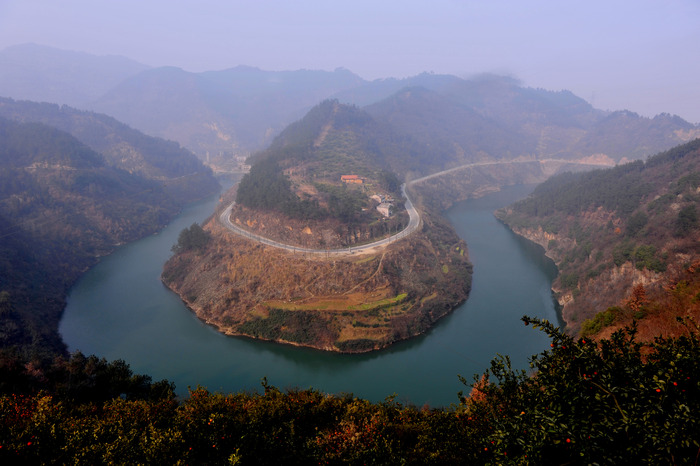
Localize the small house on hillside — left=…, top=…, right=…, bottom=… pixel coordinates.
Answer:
left=341, top=175, right=363, bottom=184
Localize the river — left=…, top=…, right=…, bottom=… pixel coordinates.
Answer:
left=59, top=182, right=559, bottom=407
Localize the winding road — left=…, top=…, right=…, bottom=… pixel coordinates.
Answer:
left=218, top=159, right=611, bottom=255
left=219, top=183, right=420, bottom=256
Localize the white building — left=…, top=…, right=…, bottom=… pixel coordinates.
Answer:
left=377, top=202, right=392, bottom=218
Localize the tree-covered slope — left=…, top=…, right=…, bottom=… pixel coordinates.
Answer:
left=235, top=100, right=414, bottom=229
left=497, top=138, right=700, bottom=335
left=247, top=98, right=430, bottom=177
left=0, top=118, right=203, bottom=357
left=0, top=98, right=219, bottom=203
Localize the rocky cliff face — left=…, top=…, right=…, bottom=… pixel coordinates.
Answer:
left=495, top=140, right=700, bottom=337
left=502, top=223, right=664, bottom=332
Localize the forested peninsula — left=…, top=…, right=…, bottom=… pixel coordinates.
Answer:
left=162, top=97, right=684, bottom=352
left=162, top=102, right=473, bottom=352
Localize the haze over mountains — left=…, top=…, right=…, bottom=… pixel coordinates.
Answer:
left=2, top=44, right=698, bottom=168
left=3, top=0, right=700, bottom=459
left=0, top=43, right=150, bottom=107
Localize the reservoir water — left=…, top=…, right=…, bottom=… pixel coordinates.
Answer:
left=59, top=183, right=559, bottom=407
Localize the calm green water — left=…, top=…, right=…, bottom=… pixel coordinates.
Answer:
left=59, top=183, right=559, bottom=407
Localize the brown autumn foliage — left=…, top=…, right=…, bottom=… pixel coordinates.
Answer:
left=593, top=259, right=700, bottom=342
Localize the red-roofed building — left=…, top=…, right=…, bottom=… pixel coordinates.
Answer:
left=341, top=175, right=363, bottom=184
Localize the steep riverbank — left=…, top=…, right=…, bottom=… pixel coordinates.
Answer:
left=494, top=139, right=700, bottom=337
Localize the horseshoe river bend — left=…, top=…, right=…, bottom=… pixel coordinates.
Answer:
left=59, top=181, right=560, bottom=407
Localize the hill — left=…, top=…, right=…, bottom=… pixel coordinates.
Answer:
left=365, top=86, right=527, bottom=172
left=162, top=101, right=472, bottom=352
left=496, top=139, right=700, bottom=337
left=0, top=113, right=219, bottom=357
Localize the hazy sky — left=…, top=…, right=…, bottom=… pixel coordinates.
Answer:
left=1, top=0, right=699, bottom=122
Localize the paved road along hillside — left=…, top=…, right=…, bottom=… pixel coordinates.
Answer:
left=218, top=159, right=609, bottom=255
left=219, top=183, right=420, bottom=256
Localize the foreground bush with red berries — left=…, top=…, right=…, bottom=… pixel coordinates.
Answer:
left=462, top=316, right=700, bottom=464
left=1, top=317, right=699, bottom=464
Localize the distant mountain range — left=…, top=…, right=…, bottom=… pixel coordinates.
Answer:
left=0, top=43, right=149, bottom=106
left=364, top=79, right=700, bottom=168
left=90, top=65, right=365, bottom=157
left=2, top=44, right=698, bottom=165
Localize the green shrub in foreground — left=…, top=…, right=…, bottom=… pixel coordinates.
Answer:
left=460, top=316, right=700, bottom=464
left=2, top=317, right=700, bottom=464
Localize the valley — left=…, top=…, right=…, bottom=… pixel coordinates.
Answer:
left=163, top=144, right=614, bottom=352
left=2, top=4, right=700, bottom=461
left=1, top=49, right=698, bottom=357
left=158, top=98, right=614, bottom=352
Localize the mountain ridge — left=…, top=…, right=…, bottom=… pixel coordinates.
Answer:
left=0, top=43, right=149, bottom=106
left=0, top=97, right=218, bottom=203
left=3, top=44, right=697, bottom=167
